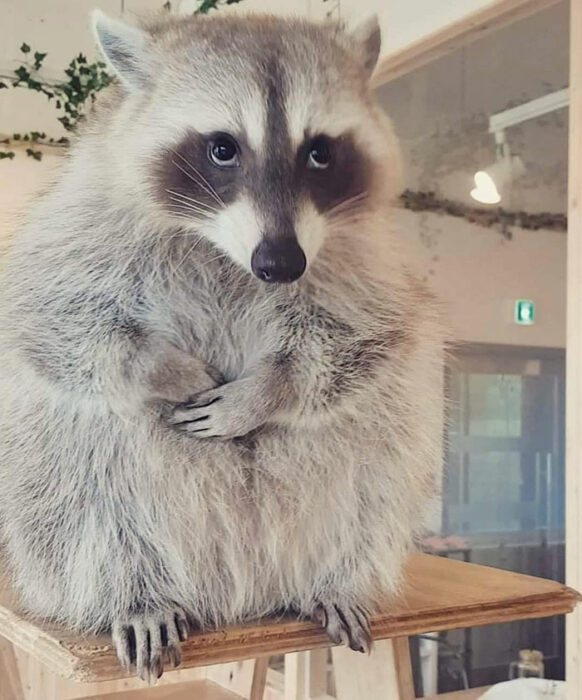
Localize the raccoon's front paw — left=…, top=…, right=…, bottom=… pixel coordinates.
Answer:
left=112, top=608, right=189, bottom=683
left=313, top=602, right=372, bottom=654
left=168, top=378, right=265, bottom=439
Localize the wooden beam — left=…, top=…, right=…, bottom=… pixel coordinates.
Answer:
left=567, top=1, right=582, bottom=698
left=372, top=0, right=562, bottom=87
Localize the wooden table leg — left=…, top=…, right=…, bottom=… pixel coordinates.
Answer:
left=283, top=650, right=331, bottom=700
left=332, top=638, right=415, bottom=700
left=393, top=637, right=415, bottom=699
left=250, top=657, right=270, bottom=700
left=0, top=637, right=25, bottom=700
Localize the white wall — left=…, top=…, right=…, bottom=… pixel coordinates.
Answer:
left=396, top=209, right=566, bottom=348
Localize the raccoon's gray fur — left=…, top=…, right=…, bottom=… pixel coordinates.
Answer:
left=0, top=10, right=444, bottom=682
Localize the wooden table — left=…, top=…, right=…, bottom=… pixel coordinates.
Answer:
left=1, top=554, right=579, bottom=700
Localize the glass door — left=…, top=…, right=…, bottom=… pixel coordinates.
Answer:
left=445, top=347, right=565, bottom=546
left=435, top=344, right=565, bottom=691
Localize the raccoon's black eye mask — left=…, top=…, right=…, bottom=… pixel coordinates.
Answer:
left=154, top=128, right=371, bottom=220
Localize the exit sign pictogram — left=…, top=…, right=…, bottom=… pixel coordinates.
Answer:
left=515, top=300, right=535, bottom=325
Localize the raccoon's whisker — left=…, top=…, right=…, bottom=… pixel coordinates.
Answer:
left=168, top=211, right=207, bottom=226
left=171, top=151, right=225, bottom=207
left=327, top=204, right=366, bottom=221
left=170, top=158, right=224, bottom=207
left=166, top=210, right=190, bottom=220
left=168, top=198, right=213, bottom=218
left=326, top=192, right=369, bottom=218
left=167, top=191, right=216, bottom=209
left=168, top=200, right=210, bottom=215
left=164, top=228, right=197, bottom=244
left=167, top=189, right=219, bottom=214
left=175, top=154, right=225, bottom=207
left=204, top=251, right=229, bottom=265
left=168, top=203, right=216, bottom=222
left=327, top=214, right=369, bottom=227
left=173, top=234, right=206, bottom=271
left=158, top=230, right=192, bottom=277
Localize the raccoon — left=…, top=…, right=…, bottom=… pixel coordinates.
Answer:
left=0, top=9, right=445, bottom=683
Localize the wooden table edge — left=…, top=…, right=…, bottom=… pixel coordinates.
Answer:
left=58, top=589, right=579, bottom=682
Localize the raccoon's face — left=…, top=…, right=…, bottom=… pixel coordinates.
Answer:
left=93, top=11, right=398, bottom=283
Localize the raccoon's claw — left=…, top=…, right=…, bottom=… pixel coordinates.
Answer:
left=169, top=380, right=264, bottom=439
left=112, top=608, right=189, bottom=683
left=313, top=602, right=372, bottom=654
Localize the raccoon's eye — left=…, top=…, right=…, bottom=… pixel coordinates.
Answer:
left=307, top=137, right=331, bottom=170
left=208, top=134, right=240, bottom=168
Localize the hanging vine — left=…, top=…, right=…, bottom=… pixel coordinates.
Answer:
left=400, top=189, right=567, bottom=238
left=0, top=0, right=244, bottom=160
left=0, top=44, right=111, bottom=160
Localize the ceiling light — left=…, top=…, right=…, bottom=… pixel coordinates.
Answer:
left=471, top=171, right=501, bottom=205
left=470, top=131, right=525, bottom=205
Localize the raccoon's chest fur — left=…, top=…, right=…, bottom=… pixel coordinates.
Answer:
left=147, top=264, right=300, bottom=381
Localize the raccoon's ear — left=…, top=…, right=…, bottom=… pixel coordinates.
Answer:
left=350, top=15, right=381, bottom=78
left=91, top=10, right=153, bottom=90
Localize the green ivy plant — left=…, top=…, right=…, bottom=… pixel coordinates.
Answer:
left=0, top=0, right=245, bottom=161
left=0, top=44, right=111, bottom=160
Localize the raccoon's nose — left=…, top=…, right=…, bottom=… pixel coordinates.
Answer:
left=251, top=238, right=307, bottom=283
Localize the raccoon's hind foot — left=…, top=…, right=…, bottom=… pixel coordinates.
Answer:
left=112, top=608, right=190, bottom=683
left=313, top=602, right=372, bottom=654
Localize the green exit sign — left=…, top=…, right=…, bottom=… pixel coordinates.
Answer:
left=515, top=300, right=535, bottom=325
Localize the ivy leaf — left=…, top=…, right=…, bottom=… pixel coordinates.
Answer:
left=20, top=42, right=31, bottom=54
left=33, top=51, right=47, bottom=70
left=0, top=151, right=16, bottom=160
left=27, top=79, right=44, bottom=92
left=14, top=66, right=31, bottom=83
left=195, top=0, right=217, bottom=14
left=0, top=81, right=8, bottom=89
left=12, top=133, right=21, bottom=141
left=25, top=148, right=42, bottom=161
left=58, top=116, right=73, bottom=130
